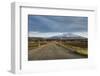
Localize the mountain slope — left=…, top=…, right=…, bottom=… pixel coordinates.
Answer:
left=50, top=33, right=86, bottom=39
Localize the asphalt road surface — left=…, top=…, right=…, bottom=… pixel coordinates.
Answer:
left=28, top=42, right=87, bottom=60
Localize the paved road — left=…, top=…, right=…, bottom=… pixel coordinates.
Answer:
left=28, top=42, right=87, bottom=60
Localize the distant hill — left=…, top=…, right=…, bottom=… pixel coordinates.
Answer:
left=28, top=32, right=87, bottom=41
left=49, top=33, right=87, bottom=39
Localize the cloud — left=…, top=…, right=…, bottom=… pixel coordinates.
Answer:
left=29, top=31, right=88, bottom=38
left=74, top=32, right=88, bottom=38
left=28, top=15, right=88, bottom=33
left=28, top=32, right=63, bottom=38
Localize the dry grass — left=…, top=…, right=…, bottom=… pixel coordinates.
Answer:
left=28, top=41, right=47, bottom=50
left=28, top=38, right=88, bottom=56
left=56, top=42, right=88, bottom=56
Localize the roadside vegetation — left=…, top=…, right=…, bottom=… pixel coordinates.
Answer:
left=28, top=37, right=88, bottom=56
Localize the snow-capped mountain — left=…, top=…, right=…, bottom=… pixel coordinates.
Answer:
left=50, top=32, right=87, bottom=39
left=29, top=31, right=88, bottom=39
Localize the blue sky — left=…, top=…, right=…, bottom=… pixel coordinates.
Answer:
left=28, top=15, right=88, bottom=32
left=28, top=15, right=88, bottom=37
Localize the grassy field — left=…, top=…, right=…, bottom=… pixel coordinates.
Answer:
left=61, top=41, right=88, bottom=56
left=28, top=37, right=88, bottom=58
left=56, top=42, right=87, bottom=56
left=28, top=41, right=47, bottom=50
